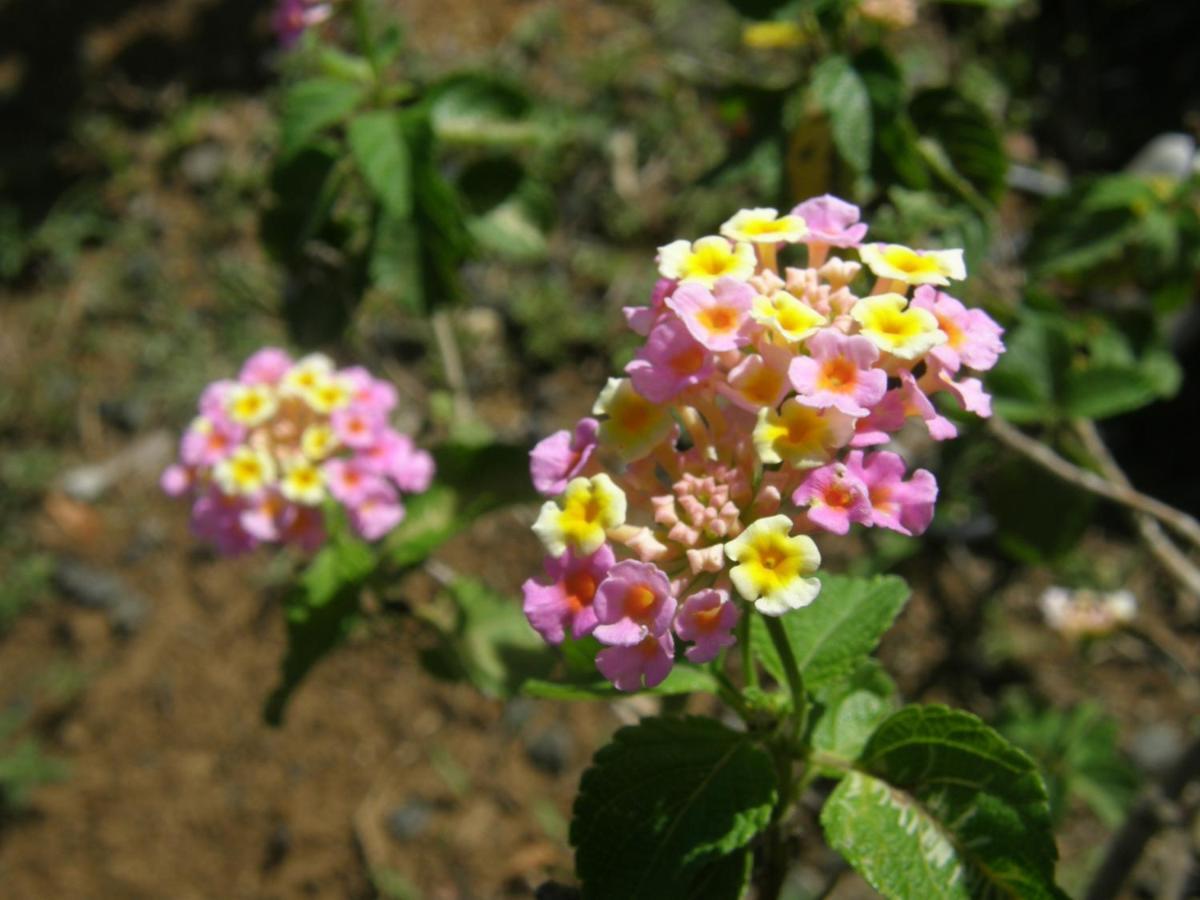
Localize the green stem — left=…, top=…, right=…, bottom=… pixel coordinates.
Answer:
left=739, top=611, right=758, bottom=690
left=711, top=668, right=752, bottom=723
left=350, top=0, right=381, bottom=81
left=764, top=615, right=808, bottom=745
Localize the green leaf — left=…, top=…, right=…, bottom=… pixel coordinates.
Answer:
left=998, top=696, right=1139, bottom=828
left=281, top=78, right=368, bottom=157
left=811, top=661, right=898, bottom=772
left=1061, top=364, right=1163, bottom=420
left=810, top=56, right=872, bottom=173
left=985, top=456, right=1096, bottom=563
left=571, top=716, right=777, bottom=900
left=751, top=574, right=910, bottom=689
left=263, top=532, right=376, bottom=724
left=522, top=664, right=719, bottom=701
left=986, top=312, right=1071, bottom=424
left=420, top=578, right=554, bottom=698
left=348, top=110, right=413, bottom=218
left=428, top=73, right=539, bottom=147
left=821, top=705, right=1066, bottom=899
left=910, top=87, right=1007, bottom=205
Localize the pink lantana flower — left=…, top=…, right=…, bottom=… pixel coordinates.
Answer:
left=160, top=464, right=192, bottom=497
left=529, top=418, right=600, bottom=497
left=623, top=278, right=677, bottom=336
left=192, top=490, right=256, bottom=556
left=792, top=462, right=872, bottom=535
left=845, top=450, right=938, bottom=536
left=342, top=366, right=399, bottom=413
left=273, top=0, right=332, bottom=48
left=331, top=407, right=384, bottom=449
left=791, top=195, right=869, bottom=248
left=911, top=286, right=1004, bottom=374
left=349, top=484, right=406, bottom=541
left=181, top=418, right=244, bottom=467
left=595, top=632, right=676, bottom=691
left=897, top=371, right=957, bottom=441
left=522, top=545, right=615, bottom=645
left=928, top=368, right=993, bottom=418
left=240, top=348, right=294, bottom=385
left=626, top=318, right=714, bottom=403
left=666, top=278, right=755, bottom=352
left=850, top=390, right=907, bottom=448
left=673, top=589, right=740, bottom=663
left=719, top=344, right=791, bottom=412
left=323, top=458, right=386, bottom=507
left=593, top=560, right=677, bottom=646
left=788, top=329, right=887, bottom=417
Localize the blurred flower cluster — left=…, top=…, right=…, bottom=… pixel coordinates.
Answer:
left=523, top=197, right=1005, bottom=690
left=162, top=349, right=433, bottom=554
left=1040, top=586, right=1138, bottom=640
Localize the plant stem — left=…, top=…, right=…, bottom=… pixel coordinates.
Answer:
left=350, top=0, right=381, bottom=80
left=739, top=612, right=758, bottom=690
left=764, top=615, right=808, bottom=744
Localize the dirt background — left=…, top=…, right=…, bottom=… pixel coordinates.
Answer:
left=1, top=1, right=1199, bottom=898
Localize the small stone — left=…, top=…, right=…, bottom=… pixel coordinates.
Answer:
left=1129, top=722, right=1183, bottom=777
left=525, top=726, right=572, bottom=776
left=501, top=697, right=536, bottom=733
left=53, top=558, right=150, bottom=635
left=386, top=798, right=433, bottom=841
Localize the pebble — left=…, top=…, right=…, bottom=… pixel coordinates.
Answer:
left=53, top=558, right=150, bottom=636
left=524, top=725, right=572, bottom=776
left=386, top=798, right=434, bottom=842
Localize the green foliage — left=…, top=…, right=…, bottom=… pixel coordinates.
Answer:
left=0, top=552, right=53, bottom=632
left=281, top=78, right=369, bottom=158
left=263, top=524, right=377, bottom=725
left=985, top=457, right=1096, bottom=563
left=810, top=56, right=872, bottom=174
left=0, top=712, right=67, bottom=815
left=419, top=577, right=554, bottom=698
left=988, top=305, right=1182, bottom=424
left=571, top=716, right=778, bottom=900
left=997, top=695, right=1139, bottom=827
left=348, top=110, right=413, bottom=218
left=522, top=635, right=719, bottom=700
left=821, top=705, right=1067, bottom=899
left=750, top=573, right=910, bottom=689
left=810, top=660, right=898, bottom=772
left=264, top=440, right=537, bottom=721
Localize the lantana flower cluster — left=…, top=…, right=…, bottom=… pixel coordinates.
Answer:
left=162, top=349, right=433, bottom=555
left=523, top=197, right=1005, bottom=691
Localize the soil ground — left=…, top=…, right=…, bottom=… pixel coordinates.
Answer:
left=1, top=1, right=1198, bottom=898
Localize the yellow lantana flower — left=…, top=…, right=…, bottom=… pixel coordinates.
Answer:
left=301, top=423, right=338, bottom=461
left=281, top=353, right=336, bottom=400
left=725, top=515, right=821, bottom=614
left=657, top=236, right=757, bottom=286
left=858, top=243, right=966, bottom=286
left=593, top=378, right=673, bottom=462
left=305, top=376, right=352, bottom=414
left=851, top=293, right=946, bottom=360
left=532, top=474, right=627, bottom=557
left=226, top=384, right=278, bottom=427
left=750, top=290, right=827, bottom=343
left=214, top=446, right=277, bottom=496
left=280, top=458, right=326, bottom=506
left=720, top=208, right=808, bottom=244
left=754, top=400, right=853, bottom=468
